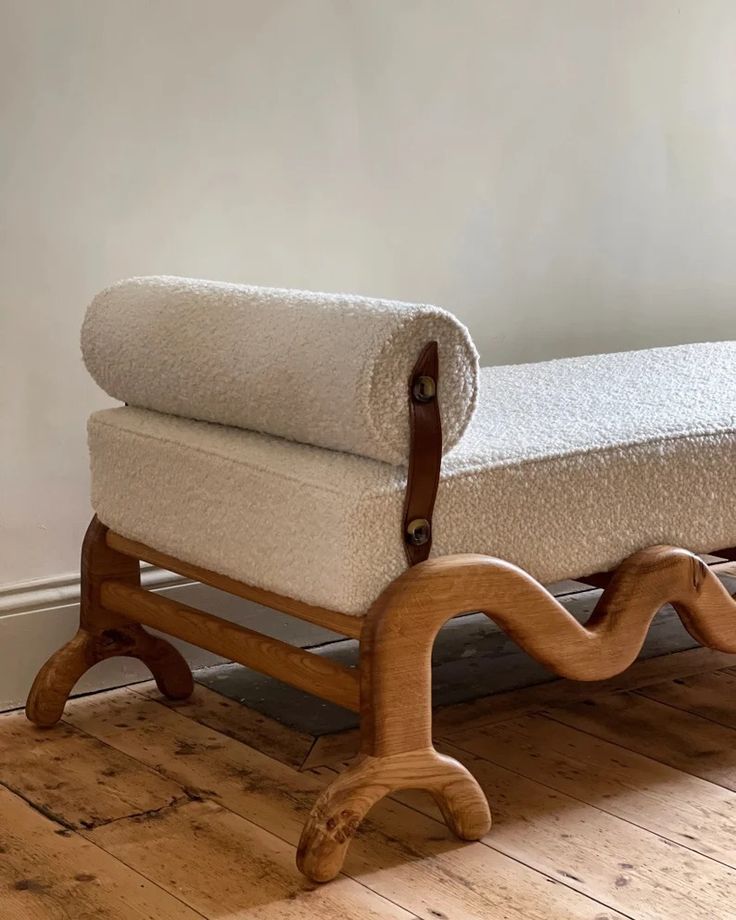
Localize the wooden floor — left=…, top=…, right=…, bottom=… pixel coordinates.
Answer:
left=2, top=646, right=736, bottom=918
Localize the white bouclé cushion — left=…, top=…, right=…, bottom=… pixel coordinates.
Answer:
left=89, top=341, right=736, bottom=615
left=81, top=276, right=479, bottom=465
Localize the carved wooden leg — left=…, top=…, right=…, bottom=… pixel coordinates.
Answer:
left=297, top=578, right=491, bottom=883
left=26, top=517, right=193, bottom=728
left=297, top=545, right=736, bottom=881
left=297, top=748, right=489, bottom=882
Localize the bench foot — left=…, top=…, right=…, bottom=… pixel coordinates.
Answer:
left=297, top=748, right=490, bottom=882
left=26, top=624, right=192, bottom=728
left=25, top=517, right=193, bottom=728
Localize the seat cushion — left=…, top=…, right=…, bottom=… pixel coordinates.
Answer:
left=89, top=341, right=736, bottom=615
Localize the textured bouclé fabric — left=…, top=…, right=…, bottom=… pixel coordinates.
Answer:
left=81, top=276, right=479, bottom=465
left=89, top=341, right=736, bottom=615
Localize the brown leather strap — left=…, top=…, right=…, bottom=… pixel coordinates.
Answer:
left=402, top=341, right=442, bottom=566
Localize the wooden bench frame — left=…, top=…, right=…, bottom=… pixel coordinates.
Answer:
left=25, top=518, right=736, bottom=881
left=24, top=340, right=736, bottom=881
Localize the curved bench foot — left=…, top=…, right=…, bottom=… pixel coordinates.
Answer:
left=297, top=748, right=490, bottom=882
left=26, top=517, right=193, bottom=728
left=26, top=624, right=193, bottom=728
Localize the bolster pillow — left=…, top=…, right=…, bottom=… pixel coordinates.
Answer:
left=81, top=276, right=479, bottom=465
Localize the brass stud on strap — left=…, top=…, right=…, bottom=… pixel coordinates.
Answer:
left=412, top=375, right=436, bottom=403
left=406, top=518, right=431, bottom=546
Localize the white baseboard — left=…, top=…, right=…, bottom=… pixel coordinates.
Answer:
left=0, top=569, right=339, bottom=712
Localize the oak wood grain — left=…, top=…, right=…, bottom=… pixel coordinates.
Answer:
left=102, top=579, right=360, bottom=712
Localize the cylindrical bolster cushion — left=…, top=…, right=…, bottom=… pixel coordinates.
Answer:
left=81, top=276, right=479, bottom=465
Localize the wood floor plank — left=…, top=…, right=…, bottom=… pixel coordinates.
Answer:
left=0, top=785, right=203, bottom=919
left=0, top=710, right=184, bottom=829
left=546, top=693, right=736, bottom=790
left=65, top=689, right=326, bottom=843
left=433, top=647, right=736, bottom=738
left=393, top=744, right=736, bottom=919
left=447, top=713, right=736, bottom=865
left=339, top=794, right=627, bottom=920
left=300, top=728, right=359, bottom=770
left=140, top=681, right=353, bottom=774
left=64, top=688, right=628, bottom=920
left=636, top=669, right=736, bottom=729
left=135, top=682, right=315, bottom=769
left=89, top=798, right=416, bottom=920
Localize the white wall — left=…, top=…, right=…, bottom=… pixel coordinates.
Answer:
left=2, top=0, right=736, bottom=587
